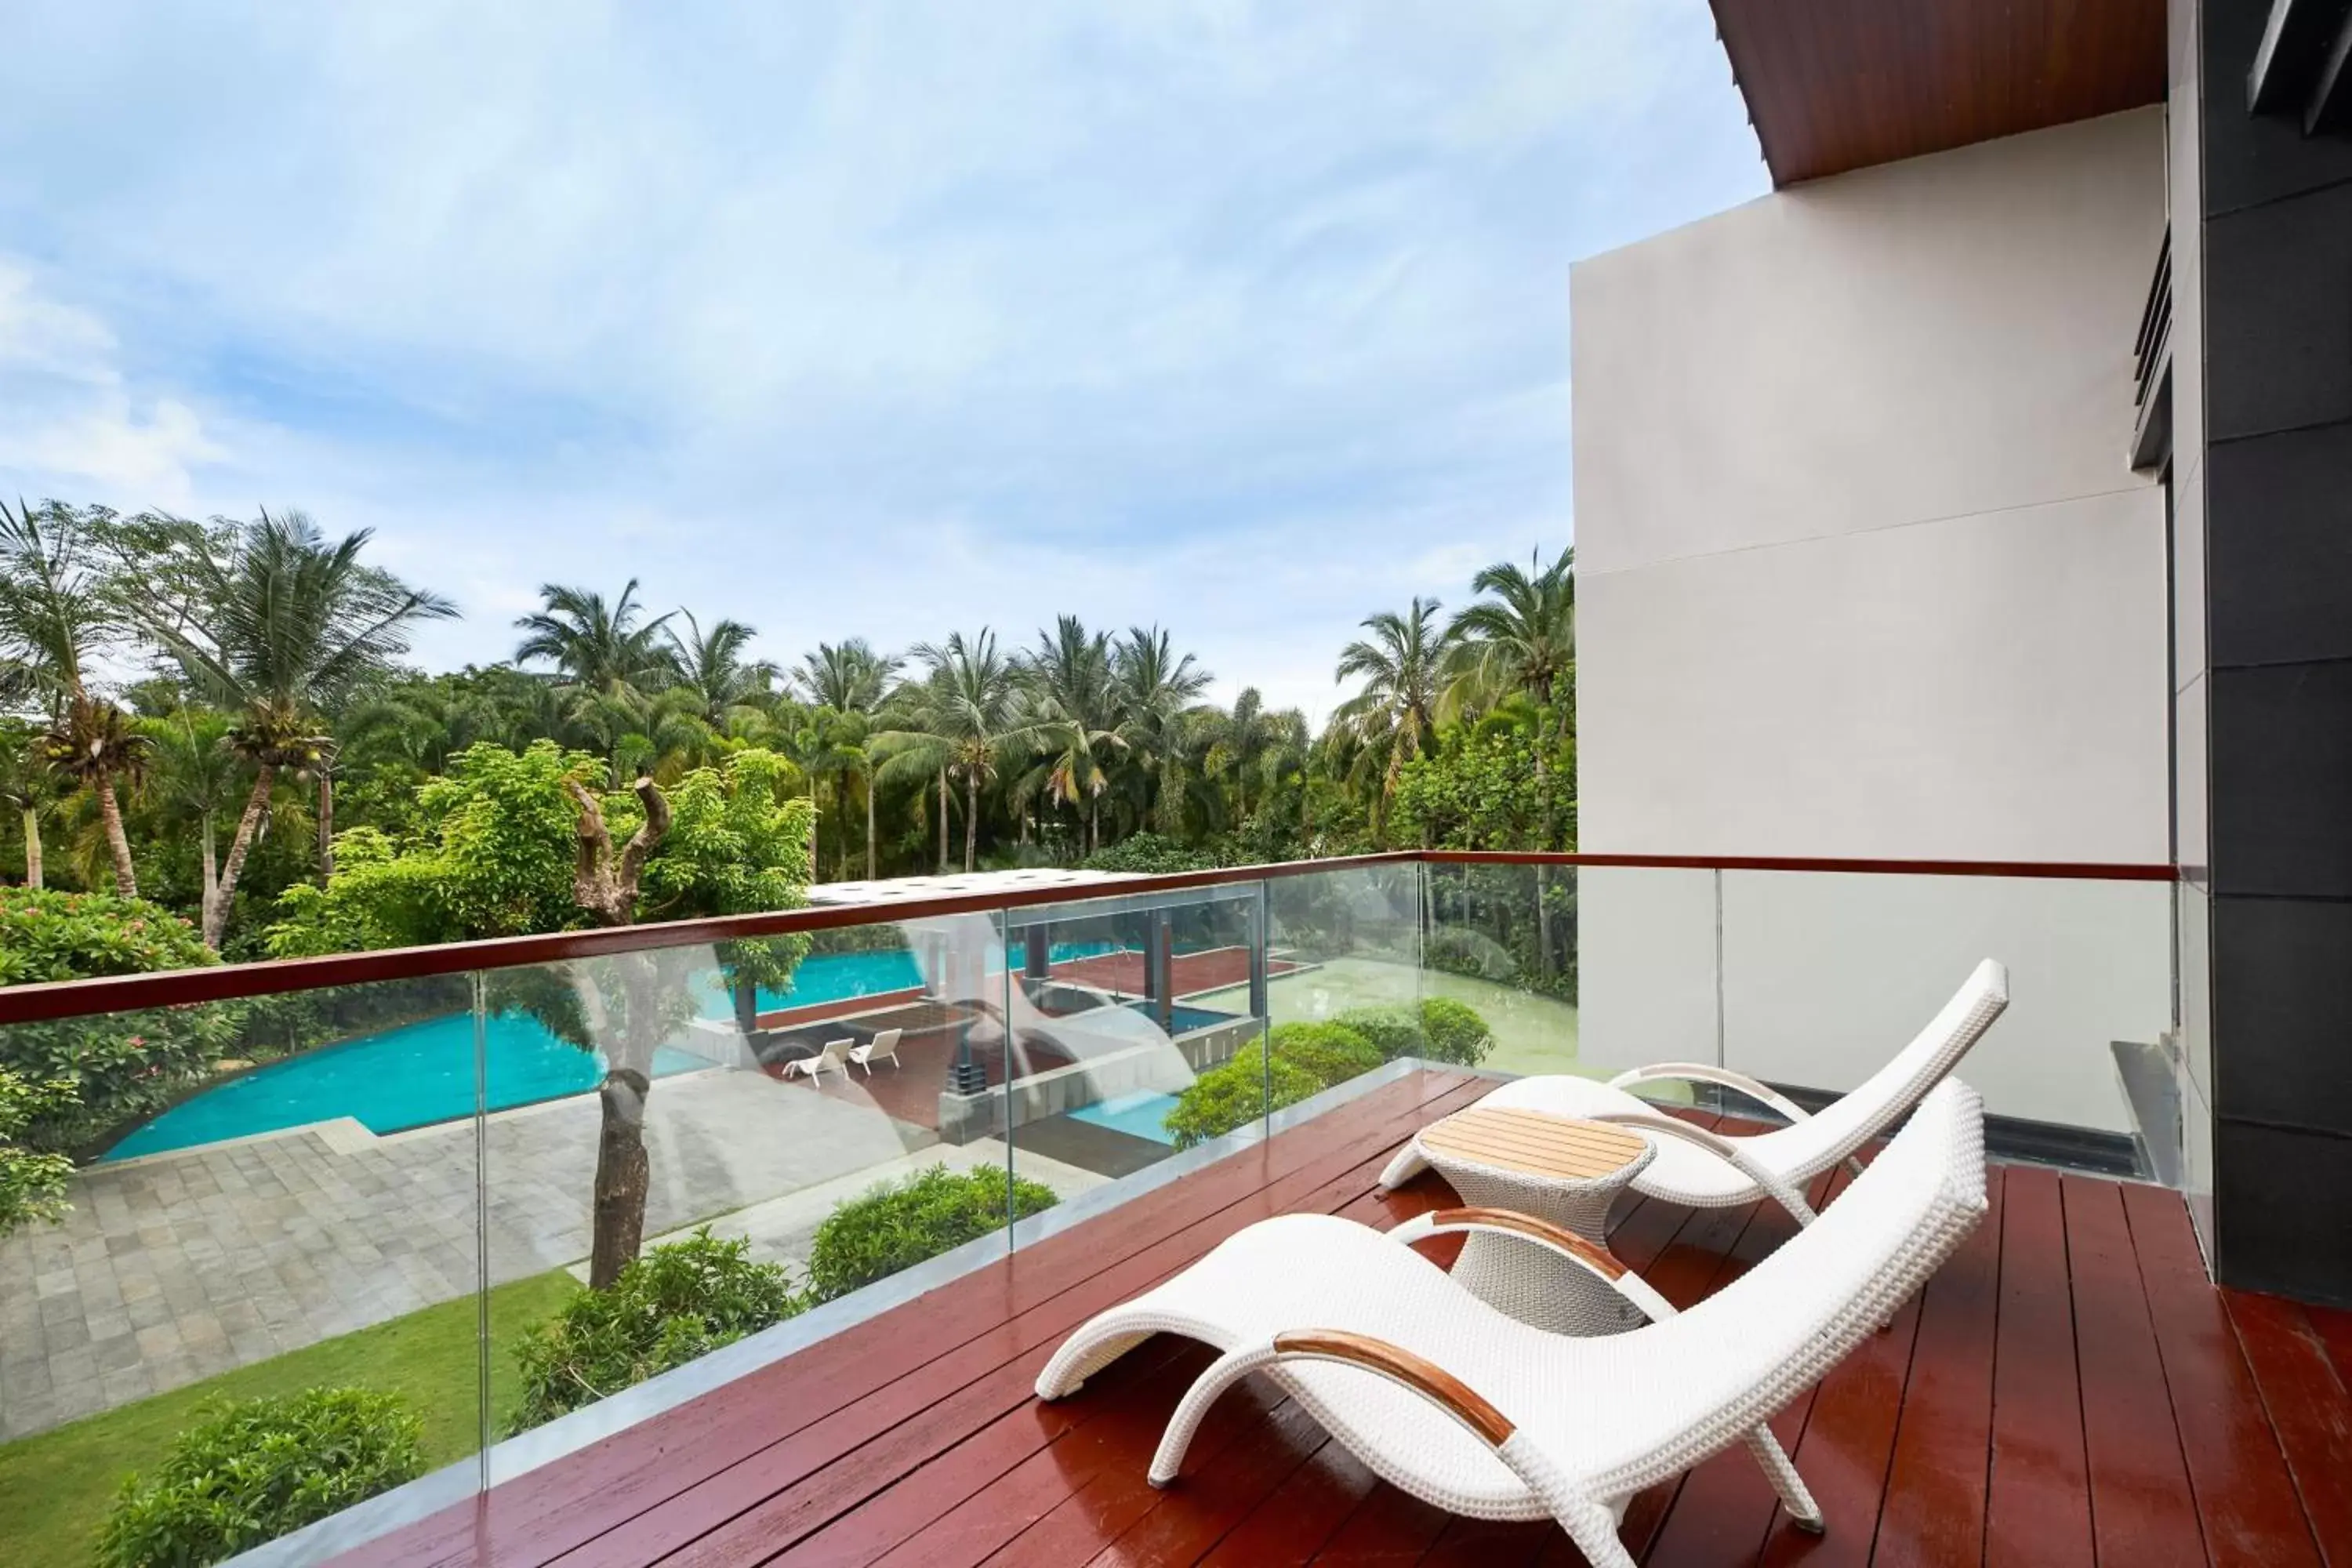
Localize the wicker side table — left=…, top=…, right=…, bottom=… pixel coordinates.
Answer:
left=1409, top=1106, right=1655, bottom=1336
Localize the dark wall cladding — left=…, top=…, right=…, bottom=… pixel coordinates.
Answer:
left=2190, top=0, right=2352, bottom=1305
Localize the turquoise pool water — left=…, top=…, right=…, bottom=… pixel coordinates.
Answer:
left=102, top=942, right=1236, bottom=1163
left=103, top=1013, right=715, bottom=1162
left=1066, top=1091, right=1184, bottom=1145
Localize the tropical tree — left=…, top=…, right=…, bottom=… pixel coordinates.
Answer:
left=664, top=611, right=775, bottom=730
left=0, top=500, right=143, bottom=894
left=898, top=630, right=1021, bottom=873
left=0, top=721, right=49, bottom=888
left=1019, top=616, right=1125, bottom=855
left=1111, top=625, right=1211, bottom=835
left=140, top=707, right=241, bottom=928
left=792, top=639, right=898, bottom=717
left=1198, top=688, right=1310, bottom=826
left=1446, top=546, right=1574, bottom=843
left=1330, top=597, right=1453, bottom=840
left=514, top=581, right=677, bottom=767
left=128, top=510, right=457, bottom=946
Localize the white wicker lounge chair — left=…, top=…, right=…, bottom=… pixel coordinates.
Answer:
left=1380, top=959, right=2007, bottom=1225
left=782, top=1036, right=852, bottom=1084
left=849, top=1027, right=902, bottom=1076
left=1038, top=1080, right=1989, bottom=1566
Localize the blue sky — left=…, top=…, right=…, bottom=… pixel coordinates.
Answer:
left=0, top=2, right=1764, bottom=720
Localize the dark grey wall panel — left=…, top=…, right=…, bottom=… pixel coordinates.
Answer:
left=2202, top=178, right=2352, bottom=441
left=2214, top=1117, right=2352, bottom=1305
left=2208, top=660, right=2352, bottom=898
left=2212, top=894, right=2352, bottom=1133
left=2202, top=0, right=2352, bottom=215
left=2206, top=423, right=2352, bottom=666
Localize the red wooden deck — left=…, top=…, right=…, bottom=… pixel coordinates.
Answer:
left=337, top=1070, right=2352, bottom=1567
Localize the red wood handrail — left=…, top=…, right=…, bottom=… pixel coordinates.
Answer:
left=0, top=848, right=2176, bottom=1025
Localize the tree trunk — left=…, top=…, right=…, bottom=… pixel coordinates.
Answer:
left=200, top=815, right=218, bottom=925
left=209, top=765, right=276, bottom=948
left=95, top=766, right=138, bottom=899
left=317, top=771, right=336, bottom=882
left=936, top=767, right=949, bottom=874
left=586, top=1065, right=652, bottom=1288
left=20, top=806, right=41, bottom=890
left=1088, top=797, right=1099, bottom=857
left=865, top=770, right=877, bottom=880
left=1534, top=710, right=1555, bottom=979
left=964, top=771, right=978, bottom=873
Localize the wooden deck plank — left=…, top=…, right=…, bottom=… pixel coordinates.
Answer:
left=2309, top=1305, right=2352, bottom=1389
left=348, top=1070, right=1473, bottom=1568
left=1869, top=1165, right=2003, bottom=1568
left=2123, top=1181, right=2323, bottom=1568
left=2222, top=1292, right=2352, bottom=1566
left=1081, top=1396, right=1331, bottom=1566
left=1642, top=1164, right=1849, bottom=1568
left=630, top=1079, right=1495, bottom=1567
left=2063, top=1174, right=2204, bottom=1568
left=557, top=1074, right=1479, bottom=1568
left=1196, top=1440, right=1382, bottom=1567
left=1982, top=1164, right=2094, bottom=1568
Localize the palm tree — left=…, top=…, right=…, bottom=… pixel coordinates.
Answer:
left=665, top=611, right=775, bottom=730
left=891, top=630, right=1020, bottom=873
left=0, top=499, right=143, bottom=894
left=141, top=707, right=240, bottom=924
left=1111, top=626, right=1212, bottom=836
left=134, top=510, right=457, bottom=945
left=514, top=582, right=677, bottom=766
left=1446, top=546, right=1575, bottom=840
left=0, top=721, right=49, bottom=888
left=1331, top=596, right=1452, bottom=840
left=793, top=640, right=901, bottom=877
left=1020, top=617, right=1125, bottom=855
left=1198, top=688, right=1308, bottom=825
left=793, top=638, right=899, bottom=717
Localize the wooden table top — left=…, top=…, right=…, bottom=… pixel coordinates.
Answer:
left=1417, top=1105, right=1649, bottom=1181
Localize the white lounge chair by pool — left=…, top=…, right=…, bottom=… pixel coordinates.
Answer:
left=1381, top=959, right=2008, bottom=1225
left=850, top=1027, right=902, bottom=1076
left=783, top=1037, right=852, bottom=1084
left=1037, top=1080, right=1990, bottom=1567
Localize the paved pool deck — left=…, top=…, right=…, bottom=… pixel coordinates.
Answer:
left=0, top=1067, right=1100, bottom=1441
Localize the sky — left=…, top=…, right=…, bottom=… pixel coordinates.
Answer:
left=0, top=2, right=1766, bottom=723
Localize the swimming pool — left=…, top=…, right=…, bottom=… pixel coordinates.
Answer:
left=102, top=1012, right=716, bottom=1162
left=1065, top=1091, right=1184, bottom=1145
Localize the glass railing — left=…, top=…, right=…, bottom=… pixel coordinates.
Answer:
left=0, top=850, right=2174, bottom=1564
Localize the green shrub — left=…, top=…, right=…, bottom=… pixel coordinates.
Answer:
left=1414, top=996, right=1496, bottom=1065
left=1081, top=832, right=1216, bottom=875
left=804, top=1164, right=1058, bottom=1303
left=0, top=1069, right=76, bottom=1240
left=509, top=1229, right=801, bottom=1432
left=94, top=1388, right=425, bottom=1568
left=1163, top=1022, right=1384, bottom=1150
left=0, top=888, right=245, bottom=1152
left=1331, top=1005, right=1425, bottom=1061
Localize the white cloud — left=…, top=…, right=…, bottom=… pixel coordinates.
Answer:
left=0, top=1, right=1764, bottom=708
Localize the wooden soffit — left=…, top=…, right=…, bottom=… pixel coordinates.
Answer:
left=1708, top=0, right=2168, bottom=186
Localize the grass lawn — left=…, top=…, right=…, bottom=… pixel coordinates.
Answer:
left=0, top=1270, right=579, bottom=1568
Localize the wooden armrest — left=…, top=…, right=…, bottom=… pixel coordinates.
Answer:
left=1271, top=1330, right=1516, bottom=1446
left=1423, top=1206, right=1627, bottom=1281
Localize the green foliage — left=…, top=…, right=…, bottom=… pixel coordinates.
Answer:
left=0, top=888, right=245, bottom=1152
left=94, top=1388, right=425, bottom=1568
left=509, top=1229, right=802, bottom=1432
left=1330, top=1005, right=1425, bottom=1061
left=1390, top=718, right=1574, bottom=853
left=0, top=886, right=216, bottom=985
left=1164, top=1022, right=1384, bottom=1150
left=803, top=1164, right=1058, bottom=1303
left=1413, top=996, right=1495, bottom=1065
left=1081, top=831, right=1215, bottom=875
left=0, top=1069, right=76, bottom=1238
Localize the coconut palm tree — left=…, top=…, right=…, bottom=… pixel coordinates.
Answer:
left=793, top=638, right=899, bottom=717
left=1111, top=626, right=1212, bottom=836
left=0, top=721, right=50, bottom=888
left=0, top=499, right=143, bottom=894
left=665, top=611, right=776, bottom=730
left=1019, top=617, right=1126, bottom=855
left=141, top=707, right=240, bottom=924
left=1198, top=688, right=1308, bottom=824
left=514, top=582, right=677, bottom=766
left=1446, top=546, right=1575, bottom=840
left=133, top=510, right=457, bottom=944
left=884, top=630, right=1020, bottom=873
left=1331, top=596, right=1452, bottom=840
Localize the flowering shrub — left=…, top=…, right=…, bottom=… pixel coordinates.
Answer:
left=0, top=887, right=243, bottom=1153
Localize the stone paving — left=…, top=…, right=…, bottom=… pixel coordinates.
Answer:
left=0, top=1065, right=1077, bottom=1441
